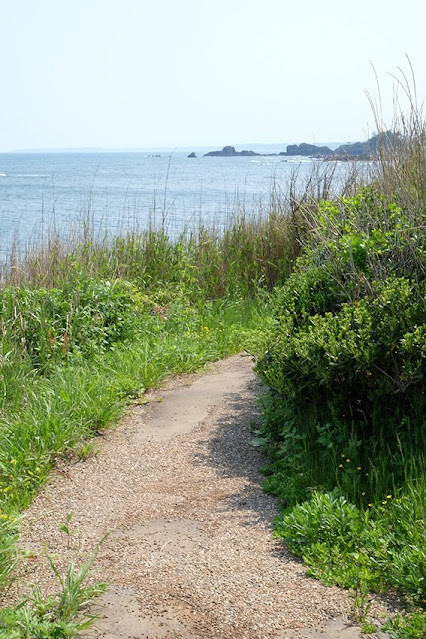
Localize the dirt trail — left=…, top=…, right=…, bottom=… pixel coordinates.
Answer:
left=10, top=355, right=370, bottom=638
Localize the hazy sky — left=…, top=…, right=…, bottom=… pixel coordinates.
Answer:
left=1, top=0, right=425, bottom=151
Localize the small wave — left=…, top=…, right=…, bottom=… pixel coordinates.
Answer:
left=250, top=158, right=283, bottom=165
left=15, top=174, right=49, bottom=178
left=0, top=173, right=6, bottom=177
left=250, top=160, right=280, bottom=166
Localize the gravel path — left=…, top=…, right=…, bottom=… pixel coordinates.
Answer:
left=6, top=354, right=369, bottom=638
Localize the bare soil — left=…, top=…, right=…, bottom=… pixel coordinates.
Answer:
left=6, top=354, right=386, bottom=638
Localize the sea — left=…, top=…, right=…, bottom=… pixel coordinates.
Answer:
left=0, top=150, right=330, bottom=258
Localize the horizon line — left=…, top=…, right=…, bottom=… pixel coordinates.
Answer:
left=3, top=139, right=357, bottom=154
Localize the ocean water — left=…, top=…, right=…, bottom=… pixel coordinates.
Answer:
left=0, top=151, right=320, bottom=257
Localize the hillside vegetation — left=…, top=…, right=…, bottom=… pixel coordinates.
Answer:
left=252, top=111, right=426, bottom=637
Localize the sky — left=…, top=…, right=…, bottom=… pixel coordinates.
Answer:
left=0, top=0, right=425, bottom=152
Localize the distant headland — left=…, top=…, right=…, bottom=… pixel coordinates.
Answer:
left=200, top=132, right=396, bottom=160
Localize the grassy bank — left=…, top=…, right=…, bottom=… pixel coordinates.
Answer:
left=0, top=208, right=304, bottom=636
left=251, top=119, right=426, bottom=637
left=0, top=208, right=305, bottom=614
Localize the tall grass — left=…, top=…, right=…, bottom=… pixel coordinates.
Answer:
left=3, top=212, right=298, bottom=293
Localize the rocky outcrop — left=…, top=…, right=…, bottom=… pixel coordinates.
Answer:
left=204, top=146, right=245, bottom=157
left=334, top=141, right=369, bottom=157
left=279, top=132, right=397, bottom=159
left=187, top=152, right=197, bottom=158
left=203, top=133, right=396, bottom=160
left=203, top=146, right=278, bottom=157
left=335, top=131, right=398, bottom=158
left=281, top=143, right=334, bottom=156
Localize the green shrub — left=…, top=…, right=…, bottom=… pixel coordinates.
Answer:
left=253, top=186, right=426, bottom=636
left=274, top=492, right=363, bottom=555
left=384, top=611, right=426, bottom=639
left=254, top=189, right=426, bottom=506
left=258, top=275, right=425, bottom=416
left=274, top=489, right=426, bottom=604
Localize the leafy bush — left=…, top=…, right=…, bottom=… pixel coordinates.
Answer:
left=384, top=611, right=426, bottom=639
left=259, top=275, right=425, bottom=421
left=253, top=186, right=426, bottom=635
left=274, top=489, right=426, bottom=603
left=255, top=189, right=426, bottom=504
left=274, top=492, right=363, bottom=555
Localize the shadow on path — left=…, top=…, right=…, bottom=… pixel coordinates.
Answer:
left=199, top=374, right=285, bottom=530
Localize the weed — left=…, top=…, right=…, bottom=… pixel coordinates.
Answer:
left=0, top=529, right=106, bottom=638
left=74, top=441, right=99, bottom=461
left=384, top=611, right=426, bottom=639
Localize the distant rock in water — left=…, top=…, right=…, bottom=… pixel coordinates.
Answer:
left=334, top=141, right=368, bottom=157
left=280, top=143, right=334, bottom=157
left=204, top=146, right=242, bottom=157
left=203, top=145, right=274, bottom=157
left=187, top=152, right=197, bottom=158
left=239, top=149, right=258, bottom=156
